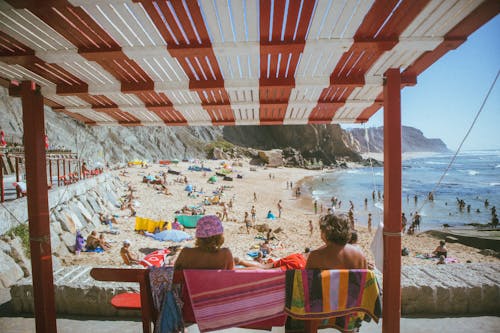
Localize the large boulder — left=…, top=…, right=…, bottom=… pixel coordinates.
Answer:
left=0, top=251, right=24, bottom=287
left=258, top=150, right=283, bottom=167
left=213, top=147, right=230, bottom=160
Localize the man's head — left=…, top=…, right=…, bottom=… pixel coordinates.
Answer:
left=319, top=214, right=351, bottom=245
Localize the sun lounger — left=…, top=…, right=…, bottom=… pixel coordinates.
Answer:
left=90, top=268, right=381, bottom=333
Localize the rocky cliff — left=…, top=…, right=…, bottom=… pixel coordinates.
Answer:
left=346, top=126, right=450, bottom=153
left=223, top=124, right=363, bottom=165
left=0, top=87, right=222, bottom=164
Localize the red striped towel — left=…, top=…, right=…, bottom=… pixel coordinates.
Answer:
left=183, top=269, right=286, bottom=332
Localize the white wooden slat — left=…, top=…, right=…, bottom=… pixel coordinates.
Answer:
left=410, top=0, right=457, bottom=37
left=175, top=104, right=212, bottom=126
left=111, top=2, right=153, bottom=47
left=0, top=10, right=56, bottom=51
left=427, top=0, right=481, bottom=37
left=199, top=0, right=223, bottom=43
left=245, top=0, right=259, bottom=41
left=82, top=4, right=133, bottom=47
left=124, top=107, right=163, bottom=123
left=234, top=107, right=260, bottom=125
left=229, top=0, right=246, bottom=42
left=307, top=0, right=332, bottom=40
left=73, top=109, right=117, bottom=123
left=11, top=64, right=57, bottom=89
left=215, top=0, right=236, bottom=43
left=325, top=0, right=353, bottom=38
left=401, top=0, right=440, bottom=37
left=341, top=0, right=374, bottom=38
left=18, top=9, right=75, bottom=50
left=131, top=1, right=166, bottom=46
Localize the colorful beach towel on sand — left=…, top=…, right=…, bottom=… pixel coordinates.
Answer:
left=148, top=267, right=184, bottom=333
left=284, top=269, right=382, bottom=332
left=183, top=269, right=287, bottom=332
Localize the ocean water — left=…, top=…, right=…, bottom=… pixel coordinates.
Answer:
left=303, top=150, right=500, bottom=230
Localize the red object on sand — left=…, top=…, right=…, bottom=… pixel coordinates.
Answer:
left=111, top=292, right=141, bottom=310
left=0, top=130, right=6, bottom=146
left=140, top=249, right=170, bottom=268
left=44, top=135, right=49, bottom=150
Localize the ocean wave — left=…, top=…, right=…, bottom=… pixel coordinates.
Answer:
left=346, top=170, right=361, bottom=174
left=490, top=183, right=500, bottom=186
left=425, top=161, right=447, bottom=165
left=495, top=164, right=500, bottom=168
left=467, top=170, right=479, bottom=176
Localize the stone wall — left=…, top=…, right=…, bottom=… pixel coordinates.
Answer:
left=9, top=263, right=500, bottom=317
left=0, top=174, right=125, bottom=288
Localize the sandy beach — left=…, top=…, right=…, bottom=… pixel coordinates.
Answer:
left=60, top=159, right=500, bottom=268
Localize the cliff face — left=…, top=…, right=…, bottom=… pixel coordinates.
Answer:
left=223, top=124, right=363, bottom=164
left=0, top=87, right=222, bottom=163
left=346, top=126, right=450, bottom=153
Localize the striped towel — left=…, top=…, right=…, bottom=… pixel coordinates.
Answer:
left=183, top=269, right=286, bottom=332
left=285, top=269, right=382, bottom=331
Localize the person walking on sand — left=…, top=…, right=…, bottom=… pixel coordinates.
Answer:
left=253, top=192, right=257, bottom=202
left=221, top=204, right=229, bottom=221
left=314, top=200, right=318, bottom=214
left=309, top=220, right=313, bottom=236
left=244, top=211, right=251, bottom=233
left=251, top=205, right=256, bottom=222
left=367, top=213, right=372, bottom=233
left=277, top=200, right=283, bottom=218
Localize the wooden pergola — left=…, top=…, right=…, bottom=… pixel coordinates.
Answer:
left=0, top=1, right=498, bottom=332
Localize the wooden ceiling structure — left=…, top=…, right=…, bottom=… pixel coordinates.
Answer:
left=0, top=0, right=496, bottom=127
left=0, top=1, right=499, bottom=333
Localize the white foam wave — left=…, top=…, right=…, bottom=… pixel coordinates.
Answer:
left=374, top=202, right=384, bottom=211
left=490, top=183, right=500, bottom=186
left=468, top=170, right=479, bottom=176
left=374, top=172, right=383, bottom=176
left=425, top=161, right=447, bottom=165
left=495, top=164, right=500, bottom=168
left=346, top=170, right=360, bottom=174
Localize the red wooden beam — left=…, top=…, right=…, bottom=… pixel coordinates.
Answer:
left=0, top=154, right=4, bottom=202
left=20, top=80, right=57, bottom=333
left=383, top=69, right=402, bottom=333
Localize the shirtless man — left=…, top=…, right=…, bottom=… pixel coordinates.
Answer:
left=305, top=214, right=367, bottom=332
left=120, top=240, right=139, bottom=265
left=86, top=231, right=100, bottom=250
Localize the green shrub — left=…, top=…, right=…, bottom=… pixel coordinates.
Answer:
left=7, top=223, right=30, bottom=257
left=204, top=140, right=234, bottom=158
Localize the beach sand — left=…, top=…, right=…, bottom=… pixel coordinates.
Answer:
left=60, top=160, right=499, bottom=268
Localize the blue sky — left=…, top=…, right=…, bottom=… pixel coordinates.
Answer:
left=343, top=15, right=500, bottom=151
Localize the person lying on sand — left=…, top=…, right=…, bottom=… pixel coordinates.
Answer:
left=235, top=248, right=309, bottom=270
left=99, top=233, right=112, bottom=251
left=86, top=231, right=100, bottom=250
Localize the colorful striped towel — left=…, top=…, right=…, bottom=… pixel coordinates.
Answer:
left=284, top=269, right=382, bottom=331
left=183, top=269, right=286, bottom=332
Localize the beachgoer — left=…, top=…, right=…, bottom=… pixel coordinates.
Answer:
left=277, top=200, right=283, bottom=218
left=437, top=255, right=446, bottom=265
left=314, top=200, right=318, bottom=214
left=235, top=248, right=310, bottom=270
left=348, top=230, right=358, bottom=245
left=367, top=213, right=372, bottom=233
left=413, top=211, right=421, bottom=231
left=304, top=214, right=367, bottom=333
left=86, top=231, right=100, bottom=250
left=306, top=214, right=367, bottom=270
left=401, top=212, right=407, bottom=232
left=75, top=231, right=85, bottom=255
left=432, top=240, right=447, bottom=258
left=364, top=198, right=368, bottom=207
left=253, top=192, right=257, bottom=202
left=309, top=220, right=313, bottom=236
left=251, top=205, right=256, bottom=222
left=15, top=181, right=27, bottom=198
left=99, top=233, right=111, bottom=251
left=172, top=217, right=184, bottom=231
left=174, top=215, right=234, bottom=270
left=259, top=240, right=272, bottom=257
left=221, top=204, right=229, bottom=221
left=120, top=240, right=139, bottom=265
left=266, top=210, right=276, bottom=220
left=243, top=212, right=251, bottom=234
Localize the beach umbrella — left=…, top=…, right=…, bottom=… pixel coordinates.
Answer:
left=139, top=248, right=170, bottom=268
left=152, top=230, right=193, bottom=242
left=208, top=175, right=217, bottom=182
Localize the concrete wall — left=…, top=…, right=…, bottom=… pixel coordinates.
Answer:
left=9, top=263, right=500, bottom=317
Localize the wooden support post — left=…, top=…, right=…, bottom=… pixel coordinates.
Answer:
left=0, top=154, right=3, bottom=202
left=62, top=159, right=66, bottom=184
left=382, top=69, right=402, bottom=333
left=57, top=159, right=60, bottom=186
left=20, top=80, right=57, bottom=333
left=15, top=157, right=19, bottom=182
left=48, top=159, right=52, bottom=188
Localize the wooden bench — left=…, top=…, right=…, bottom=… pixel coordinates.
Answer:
left=90, top=268, right=380, bottom=333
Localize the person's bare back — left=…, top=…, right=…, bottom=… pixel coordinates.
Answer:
left=306, top=243, right=366, bottom=270
left=174, top=247, right=233, bottom=270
